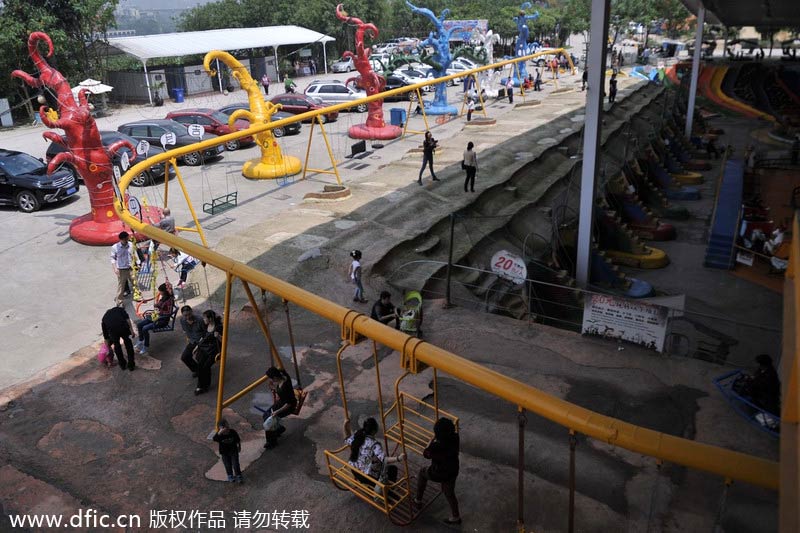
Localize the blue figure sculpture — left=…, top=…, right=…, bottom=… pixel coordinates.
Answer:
left=406, top=1, right=463, bottom=115
left=512, top=2, right=540, bottom=86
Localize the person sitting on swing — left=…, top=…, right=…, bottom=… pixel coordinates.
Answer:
left=168, top=247, right=198, bottom=288
left=263, top=366, right=296, bottom=449
left=344, top=417, right=405, bottom=495
left=194, top=309, right=222, bottom=395
left=134, top=283, right=174, bottom=357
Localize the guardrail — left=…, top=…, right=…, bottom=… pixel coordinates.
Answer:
left=114, top=54, right=778, bottom=501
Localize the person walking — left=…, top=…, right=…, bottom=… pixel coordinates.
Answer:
left=608, top=72, right=618, bottom=104
left=179, top=305, right=204, bottom=376
left=261, top=73, right=270, bottom=95
left=463, top=142, right=478, bottom=193
left=466, top=96, right=475, bottom=122
left=418, top=131, right=440, bottom=185
left=101, top=305, right=137, bottom=371
left=213, top=419, right=243, bottom=483
left=348, top=250, right=367, bottom=303
left=534, top=67, right=542, bottom=91
left=413, top=418, right=461, bottom=525
left=581, top=69, right=588, bottom=91
left=110, top=231, right=137, bottom=307
left=506, top=77, right=514, bottom=104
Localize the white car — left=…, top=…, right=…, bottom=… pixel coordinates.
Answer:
left=372, top=43, right=396, bottom=54
left=331, top=57, right=355, bottom=73
left=393, top=68, right=434, bottom=92
left=452, top=57, right=479, bottom=70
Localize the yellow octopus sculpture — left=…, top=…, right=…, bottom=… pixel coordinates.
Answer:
left=203, top=51, right=302, bottom=179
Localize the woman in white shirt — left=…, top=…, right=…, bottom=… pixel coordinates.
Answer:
left=345, top=417, right=404, bottom=491
left=463, top=142, right=478, bottom=193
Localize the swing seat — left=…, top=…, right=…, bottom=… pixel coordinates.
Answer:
left=203, top=192, right=238, bottom=215
left=324, top=444, right=412, bottom=518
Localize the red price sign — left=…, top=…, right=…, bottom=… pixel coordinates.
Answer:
left=490, top=250, right=527, bottom=284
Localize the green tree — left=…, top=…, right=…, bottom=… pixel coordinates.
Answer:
left=0, top=0, right=119, bottom=121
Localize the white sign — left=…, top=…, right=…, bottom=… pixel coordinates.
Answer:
left=136, top=140, right=150, bottom=155
left=120, top=151, right=130, bottom=171
left=111, top=166, right=122, bottom=200
left=582, top=294, right=669, bottom=352
left=128, top=196, right=141, bottom=218
left=160, top=132, right=177, bottom=147
left=490, top=250, right=527, bottom=285
left=186, top=124, right=205, bottom=139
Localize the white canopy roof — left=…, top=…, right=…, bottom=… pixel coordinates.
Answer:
left=105, top=26, right=335, bottom=61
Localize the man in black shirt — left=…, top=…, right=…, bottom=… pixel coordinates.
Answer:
left=179, top=305, right=205, bottom=376
left=371, top=291, right=399, bottom=329
left=101, top=306, right=137, bottom=370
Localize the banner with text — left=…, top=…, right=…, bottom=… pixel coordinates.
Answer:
left=443, top=20, right=489, bottom=42
left=582, top=294, right=669, bottom=352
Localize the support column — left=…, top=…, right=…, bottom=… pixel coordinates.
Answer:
left=576, top=0, right=612, bottom=287
left=685, top=4, right=705, bottom=138
left=142, top=60, right=152, bottom=106
left=274, top=46, right=280, bottom=82
left=322, top=41, right=329, bottom=74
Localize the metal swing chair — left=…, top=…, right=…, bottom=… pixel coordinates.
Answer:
left=245, top=289, right=308, bottom=418
left=323, top=312, right=458, bottom=525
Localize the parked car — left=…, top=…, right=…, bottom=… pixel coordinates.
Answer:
left=304, top=80, right=368, bottom=112
left=46, top=131, right=176, bottom=188
left=270, top=94, right=339, bottom=123
left=444, top=62, right=469, bottom=85
left=382, top=76, right=419, bottom=101
left=371, top=43, right=396, bottom=55
left=393, top=68, right=434, bottom=92
left=331, top=57, right=356, bottom=73
left=165, top=108, right=254, bottom=151
left=0, top=148, right=78, bottom=212
left=451, top=57, right=479, bottom=71
left=117, top=119, right=224, bottom=166
left=217, top=103, right=302, bottom=138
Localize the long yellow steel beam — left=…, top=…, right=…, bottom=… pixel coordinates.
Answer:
left=113, top=55, right=779, bottom=491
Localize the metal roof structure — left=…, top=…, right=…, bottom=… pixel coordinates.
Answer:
left=680, top=0, right=800, bottom=28
left=104, top=26, right=335, bottom=61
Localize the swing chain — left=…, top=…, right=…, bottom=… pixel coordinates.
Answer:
left=282, top=299, right=302, bottom=389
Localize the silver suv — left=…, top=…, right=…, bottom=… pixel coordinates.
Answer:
left=304, top=80, right=368, bottom=113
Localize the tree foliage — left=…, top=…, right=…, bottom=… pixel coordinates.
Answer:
left=1, top=0, right=119, bottom=119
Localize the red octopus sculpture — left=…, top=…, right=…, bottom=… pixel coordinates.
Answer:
left=335, top=4, right=402, bottom=140
left=12, top=32, right=160, bottom=245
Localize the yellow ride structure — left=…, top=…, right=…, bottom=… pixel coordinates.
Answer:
left=203, top=51, right=301, bottom=179
left=113, top=50, right=785, bottom=531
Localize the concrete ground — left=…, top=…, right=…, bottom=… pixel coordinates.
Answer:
left=0, top=68, right=782, bottom=532
left=0, top=69, right=573, bottom=390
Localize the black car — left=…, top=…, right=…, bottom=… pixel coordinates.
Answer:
left=45, top=131, right=177, bottom=187
left=117, top=119, right=225, bottom=166
left=382, top=76, right=419, bottom=101
left=217, top=103, right=302, bottom=138
left=0, top=149, right=78, bottom=213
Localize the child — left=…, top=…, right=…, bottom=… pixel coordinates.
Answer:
left=348, top=250, right=367, bottom=303
left=213, top=419, right=242, bottom=483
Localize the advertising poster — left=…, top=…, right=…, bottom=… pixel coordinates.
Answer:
left=582, top=294, right=669, bottom=352
left=443, top=20, right=489, bottom=42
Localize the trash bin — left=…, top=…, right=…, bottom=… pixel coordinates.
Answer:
left=390, top=108, right=406, bottom=127
left=171, top=88, right=185, bottom=103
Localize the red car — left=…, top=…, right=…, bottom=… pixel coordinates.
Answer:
left=270, top=94, right=339, bottom=124
left=165, top=108, right=254, bottom=151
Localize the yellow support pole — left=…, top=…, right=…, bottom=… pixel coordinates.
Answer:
left=214, top=272, right=234, bottom=429
left=316, top=117, right=342, bottom=186
left=172, top=161, right=208, bottom=248
left=301, top=117, right=317, bottom=181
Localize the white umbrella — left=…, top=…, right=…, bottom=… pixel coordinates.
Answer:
left=71, top=78, right=113, bottom=96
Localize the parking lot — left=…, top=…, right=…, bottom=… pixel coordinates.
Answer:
left=0, top=66, right=579, bottom=390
